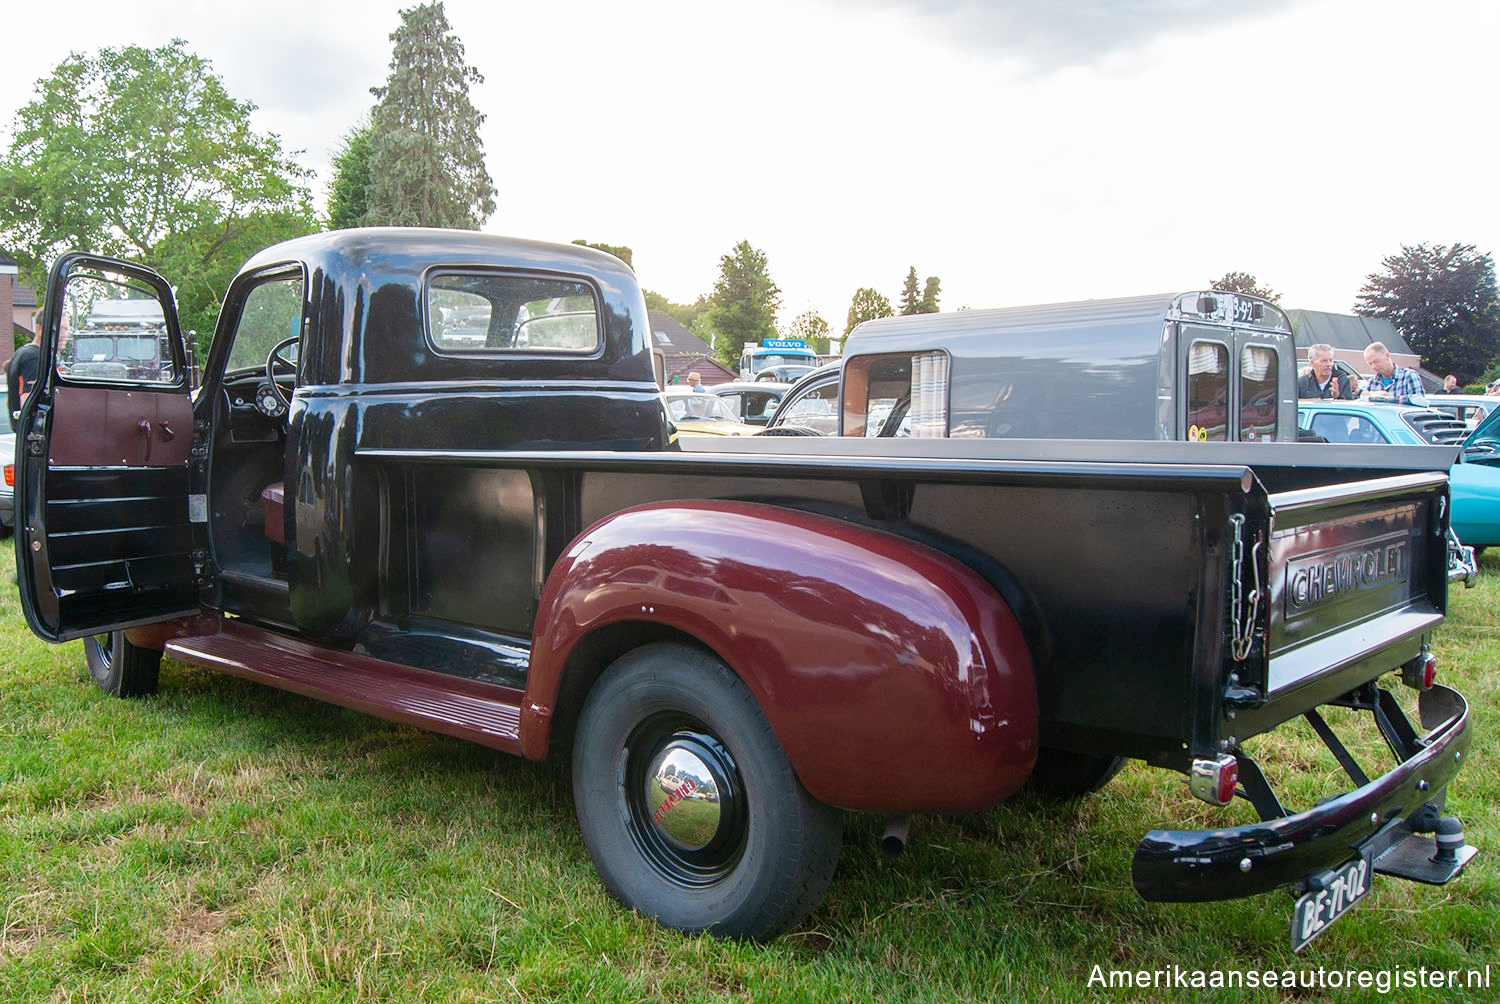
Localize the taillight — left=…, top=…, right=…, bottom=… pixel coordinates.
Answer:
left=1402, top=651, right=1437, bottom=691
left=1189, top=754, right=1239, bottom=806
left=3, top=464, right=11, bottom=488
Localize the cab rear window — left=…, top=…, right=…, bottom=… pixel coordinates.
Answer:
left=427, top=272, right=601, bottom=354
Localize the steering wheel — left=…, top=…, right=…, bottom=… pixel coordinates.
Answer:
left=263, top=335, right=299, bottom=416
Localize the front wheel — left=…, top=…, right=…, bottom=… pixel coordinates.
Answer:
left=572, top=642, right=841, bottom=939
left=84, top=630, right=162, bottom=697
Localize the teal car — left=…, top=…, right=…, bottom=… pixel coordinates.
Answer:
left=1299, top=401, right=1500, bottom=549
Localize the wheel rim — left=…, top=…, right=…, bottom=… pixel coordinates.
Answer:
left=623, top=713, right=747, bottom=887
left=89, top=632, right=115, bottom=672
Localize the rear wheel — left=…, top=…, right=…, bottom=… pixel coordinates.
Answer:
left=84, top=630, right=162, bottom=697
left=1026, top=748, right=1125, bottom=798
left=572, top=642, right=841, bottom=939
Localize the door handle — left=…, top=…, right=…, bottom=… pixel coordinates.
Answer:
left=137, top=418, right=152, bottom=463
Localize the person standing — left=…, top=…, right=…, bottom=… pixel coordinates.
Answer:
left=687, top=371, right=706, bottom=393
left=1297, top=343, right=1357, bottom=399
left=6, top=312, right=64, bottom=432
left=1362, top=342, right=1424, bottom=405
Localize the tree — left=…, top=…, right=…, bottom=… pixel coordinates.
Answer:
left=327, top=120, right=373, bottom=230
left=0, top=40, right=318, bottom=351
left=1355, top=243, right=1500, bottom=381
left=1209, top=271, right=1279, bottom=302
left=899, top=267, right=922, bottom=315
left=919, top=276, right=941, bottom=314
left=845, top=287, right=893, bottom=335
left=781, top=309, right=831, bottom=354
left=643, top=290, right=708, bottom=331
left=365, top=2, right=496, bottom=228
left=703, top=240, right=781, bottom=368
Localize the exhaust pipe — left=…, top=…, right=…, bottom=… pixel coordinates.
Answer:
left=881, top=813, right=911, bottom=858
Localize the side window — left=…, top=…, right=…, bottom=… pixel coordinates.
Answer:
left=779, top=380, right=840, bottom=435
left=1186, top=341, right=1228, bottom=441
left=226, top=275, right=304, bottom=373
left=1240, top=345, right=1279, bottom=442
left=1310, top=413, right=1388, bottom=445
left=428, top=272, right=600, bottom=353
left=55, top=270, right=178, bottom=387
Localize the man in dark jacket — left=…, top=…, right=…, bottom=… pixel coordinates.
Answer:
left=1297, top=342, right=1357, bottom=399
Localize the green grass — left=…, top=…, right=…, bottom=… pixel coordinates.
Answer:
left=2, top=544, right=1498, bottom=1002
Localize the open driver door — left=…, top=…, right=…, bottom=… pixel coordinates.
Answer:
left=16, top=254, right=201, bottom=641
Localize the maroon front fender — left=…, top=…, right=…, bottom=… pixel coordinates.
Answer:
left=523, top=500, right=1038, bottom=813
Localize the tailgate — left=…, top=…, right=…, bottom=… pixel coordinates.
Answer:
left=1260, top=472, right=1448, bottom=705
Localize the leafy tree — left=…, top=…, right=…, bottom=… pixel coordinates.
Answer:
left=327, top=121, right=373, bottom=229
left=366, top=2, right=496, bottom=228
left=781, top=309, right=831, bottom=354
left=0, top=39, right=317, bottom=353
left=643, top=290, right=708, bottom=331
left=919, top=276, right=941, bottom=314
left=572, top=240, right=632, bottom=268
left=1355, top=243, right=1500, bottom=381
left=899, top=267, right=922, bottom=315
left=703, top=240, right=781, bottom=367
left=845, top=287, right=893, bottom=335
left=1210, top=271, right=1279, bottom=302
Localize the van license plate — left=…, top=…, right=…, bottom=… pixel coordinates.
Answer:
left=1291, top=848, right=1373, bottom=951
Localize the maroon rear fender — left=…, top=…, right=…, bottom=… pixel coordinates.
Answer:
left=523, top=500, right=1038, bottom=813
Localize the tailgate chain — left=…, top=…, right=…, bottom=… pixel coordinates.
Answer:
left=1229, top=513, right=1263, bottom=662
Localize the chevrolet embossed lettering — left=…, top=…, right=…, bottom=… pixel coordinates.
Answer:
left=1285, top=531, right=1408, bottom=615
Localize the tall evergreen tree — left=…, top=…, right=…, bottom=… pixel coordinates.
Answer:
left=365, top=3, right=496, bottom=229
left=899, top=266, right=922, bottom=315
left=919, top=276, right=941, bottom=313
left=326, top=121, right=373, bottom=229
left=704, top=240, right=781, bottom=368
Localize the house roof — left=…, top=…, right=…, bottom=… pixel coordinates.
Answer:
left=648, top=310, right=715, bottom=356
left=0, top=248, right=17, bottom=270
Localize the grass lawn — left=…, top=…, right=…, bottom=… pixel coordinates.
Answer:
left=1, top=543, right=1497, bottom=1002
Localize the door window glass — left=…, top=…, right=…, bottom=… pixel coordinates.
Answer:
left=1240, top=345, right=1279, bottom=442
left=55, top=271, right=177, bottom=386
left=1186, top=340, right=1228, bottom=441
left=226, top=276, right=304, bottom=373
left=1310, top=413, right=1388, bottom=445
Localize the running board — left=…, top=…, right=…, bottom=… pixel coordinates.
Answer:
left=166, top=620, right=525, bottom=754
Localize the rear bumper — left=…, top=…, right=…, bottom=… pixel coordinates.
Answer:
left=1132, top=685, right=1471, bottom=901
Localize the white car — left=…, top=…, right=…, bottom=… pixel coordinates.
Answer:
left=0, top=430, right=14, bottom=535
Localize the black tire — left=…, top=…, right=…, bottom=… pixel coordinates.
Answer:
left=1026, top=748, right=1125, bottom=799
left=84, top=630, right=162, bottom=697
left=572, top=642, right=841, bottom=939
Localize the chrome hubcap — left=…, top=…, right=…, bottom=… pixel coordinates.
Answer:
left=644, top=739, right=726, bottom=851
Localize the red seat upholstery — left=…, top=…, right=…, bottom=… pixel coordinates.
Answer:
left=261, top=482, right=285, bottom=544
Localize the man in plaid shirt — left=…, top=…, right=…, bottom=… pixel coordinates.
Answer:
left=1362, top=341, right=1426, bottom=405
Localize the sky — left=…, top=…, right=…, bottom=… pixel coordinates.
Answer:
left=1, top=0, right=1496, bottom=329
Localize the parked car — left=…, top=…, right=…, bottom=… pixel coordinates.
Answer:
left=1423, top=394, right=1500, bottom=431
left=661, top=387, right=761, bottom=436
left=709, top=380, right=789, bottom=426
left=0, top=431, right=14, bottom=535
left=754, top=364, right=816, bottom=384
left=765, top=363, right=840, bottom=434
left=1298, top=400, right=1500, bottom=548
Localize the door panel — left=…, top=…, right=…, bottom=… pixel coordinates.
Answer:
left=17, top=253, right=200, bottom=642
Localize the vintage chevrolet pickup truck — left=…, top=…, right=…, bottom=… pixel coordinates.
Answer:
left=15, top=229, right=1476, bottom=947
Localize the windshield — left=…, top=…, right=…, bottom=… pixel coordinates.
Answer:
left=667, top=393, right=737, bottom=422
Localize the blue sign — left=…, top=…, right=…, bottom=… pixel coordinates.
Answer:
left=762, top=338, right=807, bottom=350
